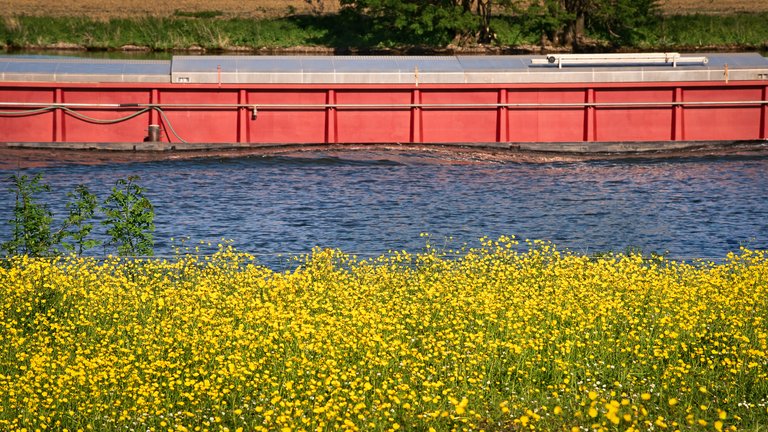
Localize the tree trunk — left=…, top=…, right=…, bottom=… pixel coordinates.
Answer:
left=573, top=11, right=585, bottom=45
left=560, top=0, right=586, bottom=48
left=476, top=0, right=494, bottom=43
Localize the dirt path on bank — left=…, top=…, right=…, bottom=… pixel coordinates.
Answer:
left=3, top=0, right=767, bottom=18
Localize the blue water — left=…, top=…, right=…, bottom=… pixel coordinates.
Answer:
left=1, top=151, right=767, bottom=265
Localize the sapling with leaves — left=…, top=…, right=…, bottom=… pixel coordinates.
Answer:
left=61, top=184, right=101, bottom=255
left=2, top=174, right=57, bottom=257
left=101, top=176, right=155, bottom=257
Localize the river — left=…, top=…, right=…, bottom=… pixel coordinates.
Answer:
left=1, top=150, right=766, bottom=266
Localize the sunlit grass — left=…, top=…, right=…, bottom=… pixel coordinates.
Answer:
left=0, top=16, right=329, bottom=50
left=648, top=13, right=768, bottom=49
left=1, top=238, right=767, bottom=431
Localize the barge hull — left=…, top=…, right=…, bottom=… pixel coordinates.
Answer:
left=2, top=81, right=766, bottom=146
left=1, top=54, right=767, bottom=149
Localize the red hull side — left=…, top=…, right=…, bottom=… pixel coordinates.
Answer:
left=1, top=82, right=767, bottom=145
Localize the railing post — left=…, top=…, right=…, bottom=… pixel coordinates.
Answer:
left=497, top=89, right=508, bottom=143
left=410, top=89, right=422, bottom=143
left=325, top=89, right=337, bottom=144
left=237, top=89, right=248, bottom=144
left=761, top=85, right=767, bottom=140
left=149, top=88, right=159, bottom=126
left=672, top=87, right=684, bottom=141
left=148, top=88, right=163, bottom=142
left=584, top=88, right=595, bottom=142
left=53, top=88, right=64, bottom=142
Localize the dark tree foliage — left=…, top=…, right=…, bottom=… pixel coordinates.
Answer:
left=517, top=0, right=575, bottom=46
left=587, top=0, right=660, bottom=45
left=339, top=0, right=512, bottom=46
left=522, top=0, right=660, bottom=46
left=340, top=0, right=659, bottom=47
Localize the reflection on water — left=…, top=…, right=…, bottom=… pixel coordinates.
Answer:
left=1, top=151, right=767, bottom=265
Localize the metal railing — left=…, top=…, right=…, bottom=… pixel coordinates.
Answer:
left=2, top=99, right=766, bottom=115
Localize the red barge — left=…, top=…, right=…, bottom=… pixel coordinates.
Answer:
left=1, top=53, right=767, bottom=154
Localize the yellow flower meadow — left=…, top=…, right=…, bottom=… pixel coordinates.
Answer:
left=1, top=239, right=767, bottom=431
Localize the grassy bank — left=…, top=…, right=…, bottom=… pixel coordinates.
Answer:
left=0, top=15, right=329, bottom=51
left=1, top=240, right=767, bottom=431
left=2, top=12, right=767, bottom=53
left=641, top=13, right=768, bottom=50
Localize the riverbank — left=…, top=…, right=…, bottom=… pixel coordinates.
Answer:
left=2, top=12, right=767, bottom=55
